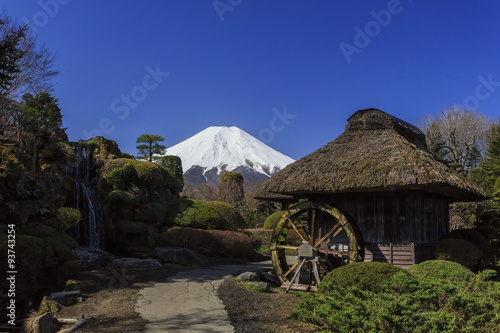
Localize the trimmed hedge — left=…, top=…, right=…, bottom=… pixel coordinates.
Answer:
left=435, top=238, right=482, bottom=271
left=407, top=260, right=475, bottom=285
left=319, top=262, right=407, bottom=294
left=158, top=226, right=254, bottom=258
left=174, top=200, right=229, bottom=230
left=208, top=201, right=246, bottom=229
left=263, top=210, right=284, bottom=230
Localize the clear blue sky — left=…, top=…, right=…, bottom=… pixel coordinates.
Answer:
left=1, top=1, right=499, bottom=160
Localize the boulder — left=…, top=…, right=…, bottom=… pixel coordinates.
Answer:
left=16, top=180, right=30, bottom=199
left=112, top=257, right=162, bottom=270
left=248, top=281, right=271, bottom=292
left=238, top=271, right=259, bottom=282
left=32, top=312, right=54, bottom=333
left=154, top=247, right=206, bottom=265
left=38, top=296, right=62, bottom=315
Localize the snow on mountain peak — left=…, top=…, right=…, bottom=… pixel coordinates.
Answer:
left=160, top=126, right=294, bottom=183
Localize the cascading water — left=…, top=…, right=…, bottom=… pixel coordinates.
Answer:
left=71, top=142, right=103, bottom=249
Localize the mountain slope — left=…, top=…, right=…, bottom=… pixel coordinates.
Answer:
left=160, top=126, right=294, bottom=185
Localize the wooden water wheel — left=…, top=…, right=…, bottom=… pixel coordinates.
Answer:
left=270, top=201, right=364, bottom=292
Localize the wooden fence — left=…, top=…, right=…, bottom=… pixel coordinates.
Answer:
left=364, top=243, right=435, bottom=268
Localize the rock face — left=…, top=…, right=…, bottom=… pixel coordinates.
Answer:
left=112, top=257, right=162, bottom=270
left=154, top=247, right=206, bottom=265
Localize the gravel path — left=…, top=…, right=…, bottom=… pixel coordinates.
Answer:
left=135, top=260, right=272, bottom=333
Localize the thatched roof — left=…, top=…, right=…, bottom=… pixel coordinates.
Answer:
left=253, top=189, right=294, bottom=202
left=262, top=109, right=487, bottom=202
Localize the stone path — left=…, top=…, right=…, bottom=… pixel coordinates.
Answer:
left=135, top=260, right=272, bottom=333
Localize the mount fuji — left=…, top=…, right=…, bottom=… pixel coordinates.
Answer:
left=160, top=126, right=294, bottom=185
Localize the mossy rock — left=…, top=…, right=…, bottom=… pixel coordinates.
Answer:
left=407, top=260, right=475, bottom=285
left=38, top=296, right=62, bottom=315
left=108, top=190, right=139, bottom=207
left=435, top=238, right=482, bottom=270
left=208, top=201, right=246, bottom=229
left=91, top=136, right=122, bottom=158
left=319, top=262, right=406, bottom=294
left=24, top=223, right=58, bottom=238
left=263, top=211, right=284, bottom=230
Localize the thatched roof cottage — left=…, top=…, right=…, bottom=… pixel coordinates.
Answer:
left=262, top=108, right=486, bottom=267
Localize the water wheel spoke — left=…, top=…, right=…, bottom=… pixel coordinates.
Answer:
left=314, top=222, right=341, bottom=248
left=288, top=217, right=311, bottom=242
left=276, top=245, right=299, bottom=250
left=283, top=261, right=299, bottom=277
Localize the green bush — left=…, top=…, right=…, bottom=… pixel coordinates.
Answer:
left=24, top=224, right=78, bottom=264
left=435, top=238, right=483, bottom=270
left=295, top=260, right=500, bottom=332
left=407, top=260, right=475, bottom=285
left=56, top=207, right=82, bottom=231
left=117, top=220, right=148, bottom=235
left=108, top=190, right=138, bottom=206
left=208, top=201, right=246, bottom=229
left=263, top=210, right=284, bottom=230
left=106, top=163, right=138, bottom=190
left=161, top=155, right=184, bottom=191
left=319, top=262, right=406, bottom=294
left=135, top=202, right=170, bottom=225
left=0, top=236, right=58, bottom=306
left=174, top=199, right=229, bottom=230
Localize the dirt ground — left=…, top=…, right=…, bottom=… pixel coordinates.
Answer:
left=218, top=278, right=318, bottom=333
left=56, top=263, right=318, bottom=333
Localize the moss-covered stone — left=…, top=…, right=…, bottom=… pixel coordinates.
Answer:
left=38, top=296, right=62, bottom=315
left=106, top=163, right=138, bottom=190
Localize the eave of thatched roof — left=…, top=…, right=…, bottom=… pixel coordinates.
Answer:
left=253, top=189, right=295, bottom=202
left=263, top=108, right=487, bottom=202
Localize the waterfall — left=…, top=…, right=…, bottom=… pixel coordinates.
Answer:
left=71, top=142, right=103, bottom=249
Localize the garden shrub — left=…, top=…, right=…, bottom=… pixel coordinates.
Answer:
left=24, top=224, right=78, bottom=264
left=158, top=227, right=254, bottom=258
left=135, top=202, right=170, bottom=224
left=435, top=238, right=482, bottom=270
left=263, top=210, right=284, bottom=230
left=107, top=190, right=138, bottom=207
left=319, top=262, right=406, bottom=294
left=56, top=207, right=82, bottom=232
left=163, top=198, right=195, bottom=226
left=174, top=200, right=229, bottom=230
left=295, top=260, right=500, bottom=332
left=407, top=260, right=475, bottom=285
left=106, top=163, right=138, bottom=190
left=0, top=236, right=58, bottom=307
left=117, top=220, right=148, bottom=235
left=208, top=201, right=246, bottom=229
left=161, top=155, right=184, bottom=190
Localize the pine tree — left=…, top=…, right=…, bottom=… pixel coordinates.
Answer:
left=136, top=134, right=166, bottom=162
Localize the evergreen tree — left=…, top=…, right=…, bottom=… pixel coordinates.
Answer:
left=0, top=20, right=26, bottom=94
left=136, top=134, right=166, bottom=162
left=485, top=125, right=500, bottom=181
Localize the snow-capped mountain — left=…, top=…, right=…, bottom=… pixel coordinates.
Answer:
left=160, top=126, right=294, bottom=185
